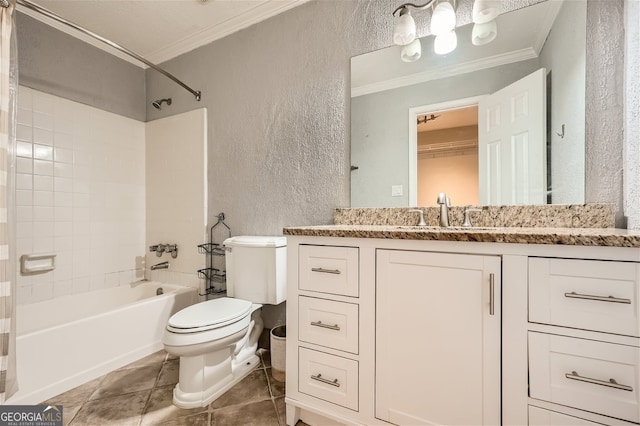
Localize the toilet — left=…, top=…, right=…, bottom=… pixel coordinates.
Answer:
left=163, top=235, right=286, bottom=408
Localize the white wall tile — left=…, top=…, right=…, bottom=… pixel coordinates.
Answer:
left=53, top=132, right=73, bottom=148
left=16, top=86, right=146, bottom=305
left=16, top=125, right=32, bottom=142
left=33, top=112, right=54, bottom=130
left=53, top=280, right=73, bottom=298
left=54, top=177, right=73, bottom=193
left=17, top=158, right=33, bottom=174
left=33, top=160, right=53, bottom=176
left=32, top=94, right=54, bottom=114
left=33, top=237, right=54, bottom=253
left=33, top=206, right=54, bottom=222
left=16, top=173, right=32, bottom=190
left=17, top=206, right=33, bottom=223
left=16, top=142, right=33, bottom=158
left=54, top=206, right=73, bottom=222
left=16, top=190, right=33, bottom=207
left=33, top=175, right=54, bottom=191
left=33, top=129, right=53, bottom=146
left=33, top=144, right=53, bottom=161
left=54, top=147, right=73, bottom=163
left=17, top=286, right=33, bottom=305
left=17, top=108, right=32, bottom=126
left=33, top=190, right=54, bottom=207
left=32, top=282, right=54, bottom=303
left=54, top=162, right=73, bottom=178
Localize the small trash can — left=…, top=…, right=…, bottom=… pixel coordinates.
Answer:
left=270, top=325, right=286, bottom=382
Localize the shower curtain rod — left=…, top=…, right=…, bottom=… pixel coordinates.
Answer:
left=9, top=0, right=202, bottom=101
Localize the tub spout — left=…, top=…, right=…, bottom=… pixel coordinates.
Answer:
left=151, top=261, right=169, bottom=270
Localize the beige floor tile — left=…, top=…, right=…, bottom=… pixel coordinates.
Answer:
left=209, top=369, right=271, bottom=410
left=156, top=359, right=179, bottom=387
left=90, top=363, right=163, bottom=401
left=70, top=390, right=150, bottom=426
left=259, top=349, right=272, bottom=368
left=141, top=385, right=207, bottom=426
left=266, top=367, right=285, bottom=398
left=212, top=399, right=279, bottom=426
left=43, top=376, right=104, bottom=426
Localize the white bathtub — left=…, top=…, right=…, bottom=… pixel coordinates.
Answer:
left=7, top=281, right=197, bottom=404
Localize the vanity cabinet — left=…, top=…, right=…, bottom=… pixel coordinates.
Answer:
left=376, top=250, right=501, bottom=425
left=284, top=234, right=640, bottom=426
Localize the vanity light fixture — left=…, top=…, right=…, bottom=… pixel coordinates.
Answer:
left=401, top=38, right=422, bottom=62
left=472, top=0, right=501, bottom=24
left=472, top=19, right=497, bottom=45
left=434, top=29, right=457, bottom=55
left=393, top=0, right=501, bottom=60
left=430, top=0, right=456, bottom=36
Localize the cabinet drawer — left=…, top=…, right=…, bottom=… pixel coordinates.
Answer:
left=298, top=347, right=358, bottom=411
left=298, top=296, right=359, bottom=354
left=299, top=245, right=359, bottom=297
left=528, top=406, right=603, bottom=425
left=529, top=332, right=640, bottom=423
left=529, top=257, right=640, bottom=336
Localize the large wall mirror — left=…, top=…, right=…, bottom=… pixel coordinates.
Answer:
left=350, top=0, right=586, bottom=207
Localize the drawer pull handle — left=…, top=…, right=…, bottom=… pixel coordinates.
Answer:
left=565, top=371, right=633, bottom=392
left=564, top=292, right=631, bottom=304
left=489, top=273, right=495, bottom=316
left=310, top=320, right=341, bottom=331
left=311, top=373, right=341, bottom=387
left=311, top=267, right=341, bottom=275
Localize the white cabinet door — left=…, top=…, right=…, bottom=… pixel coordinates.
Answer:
left=375, top=250, right=501, bottom=426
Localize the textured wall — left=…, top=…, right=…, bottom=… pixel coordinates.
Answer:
left=585, top=0, right=625, bottom=226
left=625, top=0, right=640, bottom=229
left=16, top=13, right=146, bottom=121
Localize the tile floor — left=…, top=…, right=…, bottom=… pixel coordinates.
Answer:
left=43, top=349, right=301, bottom=426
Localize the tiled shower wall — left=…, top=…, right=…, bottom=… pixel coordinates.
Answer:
left=15, top=87, right=146, bottom=305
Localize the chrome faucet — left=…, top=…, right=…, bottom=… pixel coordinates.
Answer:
left=151, top=261, right=169, bottom=270
left=408, top=209, right=427, bottom=226
left=437, top=192, right=451, bottom=227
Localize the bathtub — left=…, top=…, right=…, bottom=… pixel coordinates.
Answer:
left=7, top=281, right=197, bottom=405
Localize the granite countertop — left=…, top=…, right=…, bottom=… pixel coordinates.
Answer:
left=283, top=225, right=640, bottom=247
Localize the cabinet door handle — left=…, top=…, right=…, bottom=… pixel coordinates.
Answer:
left=311, top=267, right=341, bottom=275
left=311, top=373, right=341, bottom=387
left=310, top=320, right=341, bottom=331
left=565, top=371, right=633, bottom=392
left=489, top=273, right=495, bottom=316
left=564, top=292, right=631, bottom=304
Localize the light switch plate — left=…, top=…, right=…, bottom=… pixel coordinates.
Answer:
left=391, top=185, right=403, bottom=196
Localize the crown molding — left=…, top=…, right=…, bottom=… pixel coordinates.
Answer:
left=146, top=0, right=310, bottom=64
left=351, top=47, right=539, bottom=98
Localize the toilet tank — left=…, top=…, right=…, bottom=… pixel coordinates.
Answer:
left=223, top=236, right=287, bottom=305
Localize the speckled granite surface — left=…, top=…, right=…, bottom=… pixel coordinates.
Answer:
left=283, top=225, right=640, bottom=247
left=333, top=204, right=616, bottom=228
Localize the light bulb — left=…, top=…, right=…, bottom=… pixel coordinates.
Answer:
left=393, top=9, right=416, bottom=46
left=434, top=29, right=457, bottom=55
left=430, top=1, right=456, bottom=36
left=472, top=20, right=497, bottom=45
left=401, top=39, right=422, bottom=62
left=472, top=0, right=501, bottom=24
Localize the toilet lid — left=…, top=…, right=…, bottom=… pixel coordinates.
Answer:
left=168, top=297, right=253, bottom=332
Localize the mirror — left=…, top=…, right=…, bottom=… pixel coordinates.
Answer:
left=350, top=0, right=586, bottom=207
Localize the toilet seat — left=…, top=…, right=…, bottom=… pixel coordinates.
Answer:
left=167, top=297, right=252, bottom=334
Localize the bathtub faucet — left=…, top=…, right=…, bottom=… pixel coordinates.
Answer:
left=151, top=261, right=169, bottom=270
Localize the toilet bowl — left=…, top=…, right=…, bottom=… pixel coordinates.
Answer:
left=163, top=297, right=263, bottom=408
left=162, top=235, right=286, bottom=408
